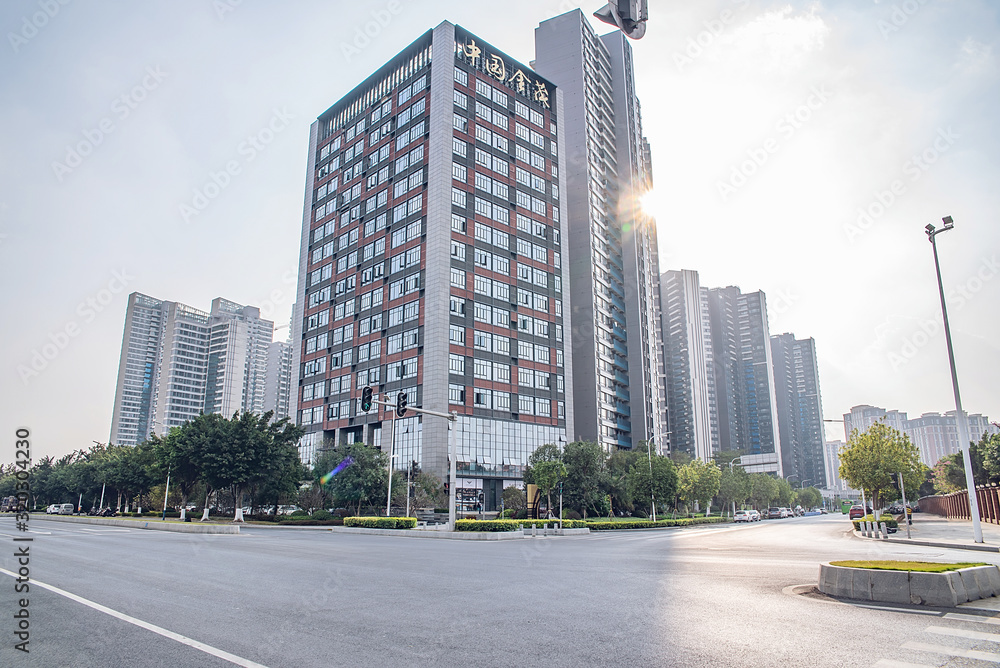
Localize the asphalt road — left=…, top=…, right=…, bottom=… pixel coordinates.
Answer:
left=2, top=514, right=1000, bottom=667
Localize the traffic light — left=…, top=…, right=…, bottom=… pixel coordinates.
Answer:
left=594, top=0, right=648, bottom=40
left=395, top=390, right=408, bottom=417
left=361, top=386, right=373, bottom=412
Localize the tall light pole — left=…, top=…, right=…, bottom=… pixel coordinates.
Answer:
left=646, top=440, right=656, bottom=522
left=729, top=457, right=742, bottom=517
left=926, top=215, right=983, bottom=543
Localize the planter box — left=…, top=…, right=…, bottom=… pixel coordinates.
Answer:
left=819, top=563, right=1000, bottom=606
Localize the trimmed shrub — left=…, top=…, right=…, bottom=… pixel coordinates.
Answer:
left=455, top=519, right=587, bottom=532
left=311, top=510, right=333, bottom=521
left=562, top=509, right=582, bottom=521
left=852, top=514, right=898, bottom=531
left=289, top=509, right=310, bottom=517
left=343, top=516, right=417, bottom=529
left=586, top=517, right=729, bottom=531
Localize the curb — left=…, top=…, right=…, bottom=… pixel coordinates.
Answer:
left=29, top=514, right=239, bottom=534
left=853, top=529, right=1000, bottom=553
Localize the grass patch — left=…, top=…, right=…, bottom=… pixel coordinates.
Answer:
left=830, top=560, right=988, bottom=573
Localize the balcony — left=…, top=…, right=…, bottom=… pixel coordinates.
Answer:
left=608, top=262, right=624, bottom=283
left=617, top=435, right=633, bottom=449
left=617, top=418, right=632, bottom=432
left=616, top=403, right=630, bottom=417
left=613, top=339, right=628, bottom=357
left=611, top=293, right=625, bottom=312
left=611, top=324, right=626, bottom=341
left=613, top=355, right=628, bottom=372
left=615, top=386, right=630, bottom=402
left=614, top=369, right=629, bottom=385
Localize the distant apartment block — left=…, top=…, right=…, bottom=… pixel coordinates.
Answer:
left=264, top=340, right=293, bottom=421
left=659, top=269, right=715, bottom=462
left=771, top=333, right=827, bottom=488
left=823, top=440, right=846, bottom=491
left=110, top=292, right=287, bottom=446
left=842, top=404, right=999, bottom=467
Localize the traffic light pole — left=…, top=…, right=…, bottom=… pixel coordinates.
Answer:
left=369, top=394, right=457, bottom=527
left=385, top=410, right=396, bottom=517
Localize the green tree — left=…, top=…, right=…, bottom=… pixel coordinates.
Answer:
left=151, top=414, right=222, bottom=519
left=626, top=451, right=677, bottom=518
left=501, top=485, right=525, bottom=511
left=839, top=422, right=922, bottom=511
left=974, top=433, right=1000, bottom=484
left=677, top=459, right=721, bottom=514
left=316, top=442, right=389, bottom=516
left=717, top=466, right=751, bottom=514
left=748, top=473, right=779, bottom=510
left=605, top=448, right=639, bottom=515
left=524, top=443, right=565, bottom=518
left=795, top=486, right=822, bottom=509
left=562, top=440, right=607, bottom=519
left=775, top=477, right=794, bottom=506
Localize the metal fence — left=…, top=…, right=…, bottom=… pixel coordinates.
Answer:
left=919, top=485, right=1000, bottom=522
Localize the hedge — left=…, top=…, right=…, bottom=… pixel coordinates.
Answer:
left=455, top=519, right=587, bottom=532
left=586, top=517, right=729, bottom=531
left=852, top=515, right=898, bottom=530
left=343, top=516, right=417, bottom=529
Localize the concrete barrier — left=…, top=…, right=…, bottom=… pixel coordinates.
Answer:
left=30, top=514, right=239, bottom=534
left=819, top=563, right=1000, bottom=606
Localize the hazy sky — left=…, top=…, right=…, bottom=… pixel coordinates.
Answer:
left=2, top=0, right=997, bottom=462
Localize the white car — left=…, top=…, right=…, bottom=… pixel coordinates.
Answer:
left=734, top=510, right=751, bottom=522
left=747, top=509, right=761, bottom=521
left=46, top=504, right=59, bottom=514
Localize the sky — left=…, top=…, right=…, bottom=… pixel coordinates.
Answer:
left=1, top=0, right=997, bottom=463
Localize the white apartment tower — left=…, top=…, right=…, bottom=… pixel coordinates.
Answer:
left=534, top=9, right=666, bottom=451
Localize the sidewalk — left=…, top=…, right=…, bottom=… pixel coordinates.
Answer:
left=856, top=513, right=1000, bottom=552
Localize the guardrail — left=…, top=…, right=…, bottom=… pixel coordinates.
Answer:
left=920, top=484, right=1000, bottom=523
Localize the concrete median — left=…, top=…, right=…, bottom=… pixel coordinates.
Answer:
left=819, top=562, right=1000, bottom=606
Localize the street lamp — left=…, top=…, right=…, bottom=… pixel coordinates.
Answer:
left=926, top=215, right=983, bottom=544
left=729, top=457, right=743, bottom=517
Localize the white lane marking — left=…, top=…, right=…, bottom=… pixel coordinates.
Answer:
left=925, top=624, right=1000, bottom=642
left=872, top=659, right=938, bottom=668
left=0, top=568, right=270, bottom=668
left=849, top=603, right=941, bottom=615
left=79, top=528, right=130, bottom=532
left=903, top=640, right=1000, bottom=662
left=943, top=612, right=1000, bottom=625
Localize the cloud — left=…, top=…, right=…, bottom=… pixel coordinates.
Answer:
left=724, top=4, right=830, bottom=74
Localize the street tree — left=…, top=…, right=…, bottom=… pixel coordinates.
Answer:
left=717, top=466, right=751, bottom=514
left=525, top=443, right=565, bottom=519
left=562, top=440, right=607, bottom=519
left=626, top=451, right=677, bottom=518
left=839, top=422, right=922, bottom=512
left=748, top=473, right=779, bottom=510
left=775, top=478, right=794, bottom=506
left=677, top=459, right=721, bottom=514
left=317, top=442, right=389, bottom=516
left=605, top=447, right=638, bottom=515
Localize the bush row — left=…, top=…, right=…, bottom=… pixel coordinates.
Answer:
left=852, top=515, right=898, bottom=530
left=343, top=516, right=417, bottom=529
left=586, top=517, right=729, bottom=531
left=455, top=519, right=588, bottom=532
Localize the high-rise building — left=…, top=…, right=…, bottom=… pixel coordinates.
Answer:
left=291, top=22, right=572, bottom=510
left=842, top=404, right=908, bottom=439
left=205, top=298, right=274, bottom=418
left=110, top=292, right=280, bottom=446
left=823, top=440, right=847, bottom=491
left=770, top=333, right=827, bottom=488
left=534, top=9, right=666, bottom=452
left=110, top=293, right=210, bottom=446
left=659, top=269, right=716, bottom=461
left=704, top=286, right=782, bottom=474
left=842, top=404, right=998, bottom=467
left=263, top=340, right=293, bottom=421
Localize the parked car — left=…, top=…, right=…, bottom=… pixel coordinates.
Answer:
left=734, top=510, right=751, bottom=522
left=848, top=505, right=872, bottom=520
left=58, top=503, right=75, bottom=515
left=747, top=509, right=761, bottom=521
left=767, top=507, right=783, bottom=519
left=46, top=504, right=59, bottom=514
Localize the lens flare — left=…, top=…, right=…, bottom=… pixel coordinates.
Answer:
left=320, top=456, right=354, bottom=485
